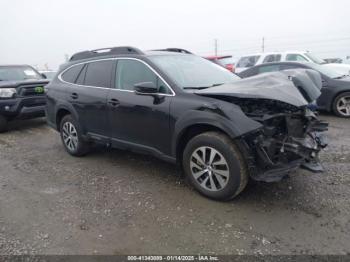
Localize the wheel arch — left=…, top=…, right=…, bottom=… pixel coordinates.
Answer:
left=174, top=123, right=234, bottom=164
left=55, top=104, right=80, bottom=132
left=56, top=108, right=71, bottom=131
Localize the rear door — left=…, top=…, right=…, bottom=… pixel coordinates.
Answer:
left=68, top=60, right=115, bottom=138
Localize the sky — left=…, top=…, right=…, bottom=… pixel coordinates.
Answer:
left=0, top=0, right=349, bottom=70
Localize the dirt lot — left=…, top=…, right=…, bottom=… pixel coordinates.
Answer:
left=0, top=114, right=349, bottom=255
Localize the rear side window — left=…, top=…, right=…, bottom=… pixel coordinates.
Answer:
left=286, top=54, right=308, bottom=62
left=61, top=64, right=84, bottom=83
left=258, top=65, right=281, bottom=74
left=263, top=54, right=281, bottom=63
left=84, top=60, right=115, bottom=88
left=75, top=64, right=87, bottom=85
left=236, top=56, right=260, bottom=68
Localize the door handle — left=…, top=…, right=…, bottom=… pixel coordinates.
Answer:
left=108, top=98, right=120, bottom=107
left=71, top=93, right=78, bottom=99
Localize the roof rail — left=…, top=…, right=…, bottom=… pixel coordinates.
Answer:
left=152, top=48, right=193, bottom=54
left=69, top=46, right=144, bottom=61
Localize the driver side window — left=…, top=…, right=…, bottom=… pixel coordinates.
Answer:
left=116, top=60, right=171, bottom=94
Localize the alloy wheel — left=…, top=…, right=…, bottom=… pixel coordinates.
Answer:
left=190, top=146, right=230, bottom=192
left=62, top=122, right=78, bottom=152
left=336, top=96, right=350, bottom=116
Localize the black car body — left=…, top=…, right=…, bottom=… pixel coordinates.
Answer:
left=46, top=47, right=328, bottom=200
left=0, top=65, right=49, bottom=132
left=238, top=62, right=350, bottom=117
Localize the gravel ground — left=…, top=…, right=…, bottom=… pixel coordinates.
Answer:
left=0, top=114, right=349, bottom=255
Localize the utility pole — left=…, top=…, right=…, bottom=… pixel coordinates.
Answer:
left=262, top=37, right=265, bottom=53
left=214, top=39, right=218, bottom=56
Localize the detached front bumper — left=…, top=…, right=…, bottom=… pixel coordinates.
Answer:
left=243, top=130, right=328, bottom=183
left=0, top=96, right=46, bottom=120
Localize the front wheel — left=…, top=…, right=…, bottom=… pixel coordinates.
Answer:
left=0, top=115, right=8, bottom=133
left=60, top=115, right=89, bottom=156
left=183, top=132, right=248, bottom=201
left=333, top=92, right=350, bottom=118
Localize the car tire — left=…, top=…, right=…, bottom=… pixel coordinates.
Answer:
left=0, top=115, right=8, bottom=133
left=60, top=115, right=89, bottom=156
left=183, top=131, right=248, bottom=201
left=332, top=92, right=350, bottom=118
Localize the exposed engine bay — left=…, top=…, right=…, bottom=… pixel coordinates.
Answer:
left=196, top=69, right=329, bottom=182
left=232, top=98, right=328, bottom=182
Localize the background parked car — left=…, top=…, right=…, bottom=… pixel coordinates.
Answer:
left=0, top=65, right=49, bottom=132
left=204, top=55, right=236, bottom=72
left=238, top=62, right=350, bottom=118
left=324, top=63, right=350, bottom=76
left=235, top=51, right=326, bottom=73
left=39, top=70, right=57, bottom=80
left=324, top=58, right=343, bottom=64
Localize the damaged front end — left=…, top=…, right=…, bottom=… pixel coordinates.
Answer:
left=237, top=99, right=328, bottom=182
left=196, top=69, right=329, bottom=182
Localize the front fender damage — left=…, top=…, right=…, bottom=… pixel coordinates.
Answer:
left=239, top=105, right=328, bottom=182
left=196, top=69, right=328, bottom=182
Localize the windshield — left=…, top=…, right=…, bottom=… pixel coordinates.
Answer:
left=304, top=53, right=326, bottom=64
left=0, top=66, right=43, bottom=81
left=308, top=63, right=345, bottom=79
left=150, top=55, right=240, bottom=89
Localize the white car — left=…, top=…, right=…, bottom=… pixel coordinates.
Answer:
left=325, top=63, right=350, bottom=76
left=235, top=51, right=326, bottom=73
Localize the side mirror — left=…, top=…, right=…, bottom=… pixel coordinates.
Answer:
left=41, top=73, right=47, bottom=79
left=134, top=82, right=158, bottom=95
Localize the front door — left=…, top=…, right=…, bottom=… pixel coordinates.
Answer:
left=107, top=59, right=174, bottom=156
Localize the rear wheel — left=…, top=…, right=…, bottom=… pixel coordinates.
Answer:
left=60, top=115, right=89, bottom=156
left=333, top=92, right=350, bottom=118
left=183, top=131, right=248, bottom=201
left=0, top=115, right=8, bottom=133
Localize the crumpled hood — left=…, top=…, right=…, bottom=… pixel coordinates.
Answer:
left=195, top=69, right=322, bottom=107
left=0, top=79, right=49, bottom=89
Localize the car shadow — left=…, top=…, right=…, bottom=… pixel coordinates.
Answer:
left=4, top=117, right=47, bottom=132
left=85, top=144, right=302, bottom=204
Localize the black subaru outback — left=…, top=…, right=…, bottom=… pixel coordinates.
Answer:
left=46, top=46, right=328, bottom=200
left=0, top=65, right=49, bottom=132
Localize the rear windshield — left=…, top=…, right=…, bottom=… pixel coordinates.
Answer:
left=236, top=56, right=260, bottom=68
left=0, top=66, right=43, bottom=81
